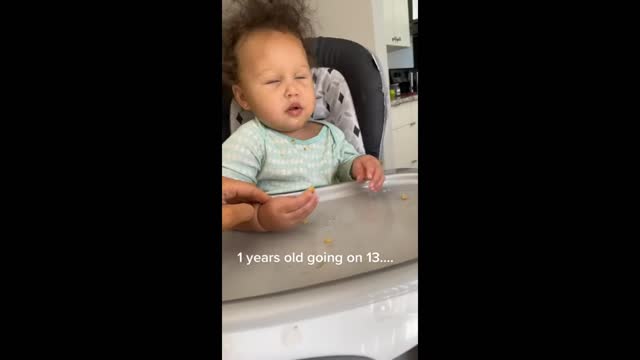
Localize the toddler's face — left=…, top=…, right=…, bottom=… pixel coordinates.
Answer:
left=232, top=30, right=315, bottom=134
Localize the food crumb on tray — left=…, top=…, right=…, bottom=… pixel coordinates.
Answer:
left=401, top=193, right=409, bottom=200
left=323, top=238, right=333, bottom=244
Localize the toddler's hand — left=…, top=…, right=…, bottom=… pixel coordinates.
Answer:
left=351, top=155, right=385, bottom=192
left=257, top=188, right=319, bottom=231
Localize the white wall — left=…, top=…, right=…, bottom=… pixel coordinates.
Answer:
left=222, top=0, right=231, bottom=12
left=411, top=0, right=418, bottom=20
left=307, top=0, right=374, bottom=48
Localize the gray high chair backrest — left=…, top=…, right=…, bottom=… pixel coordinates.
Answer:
left=222, top=36, right=389, bottom=159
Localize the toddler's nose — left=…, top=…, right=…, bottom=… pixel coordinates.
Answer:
left=285, top=83, right=299, bottom=97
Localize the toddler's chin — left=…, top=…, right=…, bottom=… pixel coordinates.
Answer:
left=287, top=117, right=309, bottom=128
left=261, top=114, right=311, bottom=132
left=269, top=122, right=304, bottom=133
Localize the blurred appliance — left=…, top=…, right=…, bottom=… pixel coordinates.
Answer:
left=389, top=68, right=418, bottom=95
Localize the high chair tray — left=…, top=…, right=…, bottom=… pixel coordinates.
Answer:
left=222, top=169, right=418, bottom=302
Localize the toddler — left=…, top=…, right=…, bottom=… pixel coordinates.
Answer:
left=222, top=0, right=384, bottom=231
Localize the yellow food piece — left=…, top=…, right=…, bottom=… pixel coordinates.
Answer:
left=303, top=219, right=309, bottom=224
left=401, top=193, right=408, bottom=200
left=309, top=186, right=315, bottom=193
left=324, top=238, right=333, bottom=244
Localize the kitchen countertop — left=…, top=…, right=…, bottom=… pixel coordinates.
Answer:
left=390, top=93, right=418, bottom=106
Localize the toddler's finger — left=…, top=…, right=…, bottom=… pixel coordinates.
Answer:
left=376, top=174, right=386, bottom=191
left=372, top=168, right=384, bottom=190
left=369, top=170, right=383, bottom=192
left=281, top=190, right=314, bottom=212
left=288, top=194, right=319, bottom=221
left=353, top=161, right=365, bottom=182
left=366, top=166, right=377, bottom=189
left=366, top=163, right=373, bottom=180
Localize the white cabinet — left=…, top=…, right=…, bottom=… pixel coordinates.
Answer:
left=392, top=121, right=418, bottom=168
left=384, top=0, right=411, bottom=48
left=390, top=100, right=418, bottom=168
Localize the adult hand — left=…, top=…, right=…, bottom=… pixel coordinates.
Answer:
left=222, top=177, right=270, bottom=231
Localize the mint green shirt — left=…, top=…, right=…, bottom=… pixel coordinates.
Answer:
left=222, top=119, right=361, bottom=194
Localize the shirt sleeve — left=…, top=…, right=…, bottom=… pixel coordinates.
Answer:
left=332, top=126, right=362, bottom=182
left=222, top=122, right=265, bottom=184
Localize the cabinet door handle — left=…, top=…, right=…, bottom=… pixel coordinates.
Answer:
left=410, top=122, right=416, bottom=126
left=411, top=160, right=417, bottom=164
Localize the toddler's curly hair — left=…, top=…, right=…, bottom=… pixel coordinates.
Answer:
left=222, top=0, right=315, bottom=86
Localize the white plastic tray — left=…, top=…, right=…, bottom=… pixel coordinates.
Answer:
left=222, top=169, right=418, bottom=302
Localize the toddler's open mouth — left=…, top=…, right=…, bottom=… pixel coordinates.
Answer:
left=286, top=102, right=303, bottom=117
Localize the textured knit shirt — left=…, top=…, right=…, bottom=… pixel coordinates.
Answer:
left=222, top=119, right=361, bottom=194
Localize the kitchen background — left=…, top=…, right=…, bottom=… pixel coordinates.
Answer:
left=222, top=0, right=419, bottom=171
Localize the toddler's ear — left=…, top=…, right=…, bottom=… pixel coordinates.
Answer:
left=232, top=84, right=251, bottom=111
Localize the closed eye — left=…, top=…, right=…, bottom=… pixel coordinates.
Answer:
left=265, top=80, right=280, bottom=85
left=295, top=76, right=307, bottom=80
